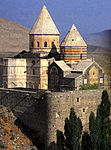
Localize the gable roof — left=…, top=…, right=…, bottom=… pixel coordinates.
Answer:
left=54, top=60, right=72, bottom=72
left=71, top=60, right=93, bottom=72
left=30, top=5, right=59, bottom=35
left=61, top=24, right=87, bottom=47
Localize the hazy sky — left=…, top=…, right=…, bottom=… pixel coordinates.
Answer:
left=0, top=0, right=111, bottom=38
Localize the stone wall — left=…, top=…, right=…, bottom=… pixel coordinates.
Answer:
left=46, top=90, right=105, bottom=145
left=60, top=46, right=87, bottom=62
left=29, top=35, right=60, bottom=53
left=0, top=58, right=27, bottom=88
left=0, top=88, right=110, bottom=148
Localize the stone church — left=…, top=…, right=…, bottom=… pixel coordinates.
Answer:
left=0, top=5, right=104, bottom=90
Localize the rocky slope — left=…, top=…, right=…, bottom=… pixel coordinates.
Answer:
left=0, top=105, right=37, bottom=150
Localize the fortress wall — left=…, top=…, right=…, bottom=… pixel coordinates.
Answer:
left=46, top=89, right=111, bottom=145
left=0, top=88, right=110, bottom=147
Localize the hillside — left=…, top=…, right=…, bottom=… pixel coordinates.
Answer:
left=84, top=30, right=111, bottom=50
left=0, top=17, right=30, bottom=57
left=0, top=105, right=37, bottom=150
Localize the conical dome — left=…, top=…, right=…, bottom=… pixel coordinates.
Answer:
left=30, top=5, right=59, bottom=35
left=61, top=24, right=86, bottom=47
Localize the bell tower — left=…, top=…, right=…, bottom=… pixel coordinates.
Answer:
left=29, top=5, right=60, bottom=53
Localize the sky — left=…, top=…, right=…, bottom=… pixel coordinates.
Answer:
left=0, top=0, right=111, bottom=39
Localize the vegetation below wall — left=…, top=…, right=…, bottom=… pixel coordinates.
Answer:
left=0, top=105, right=37, bottom=150
left=80, top=83, right=100, bottom=90
left=54, top=90, right=111, bottom=150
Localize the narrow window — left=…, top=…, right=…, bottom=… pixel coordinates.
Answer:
left=37, top=41, right=39, bottom=47
left=80, top=53, right=82, bottom=60
left=31, top=42, right=33, bottom=48
left=100, top=78, right=103, bottom=83
left=32, top=60, right=35, bottom=65
left=84, top=79, right=87, bottom=84
left=44, top=42, right=47, bottom=47
left=83, top=108, right=85, bottom=112
left=77, top=97, right=80, bottom=102
left=33, top=69, right=35, bottom=75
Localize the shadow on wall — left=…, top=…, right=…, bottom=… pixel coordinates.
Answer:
left=15, top=119, right=45, bottom=150
left=0, top=89, right=49, bottom=150
left=14, top=93, right=48, bottom=150
left=39, top=43, right=60, bottom=60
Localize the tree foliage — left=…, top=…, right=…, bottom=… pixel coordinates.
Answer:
left=55, top=108, right=82, bottom=150
left=64, top=108, right=82, bottom=150
left=81, top=131, right=93, bottom=150
left=89, top=90, right=111, bottom=150
left=56, top=130, right=65, bottom=150
left=55, top=90, right=110, bottom=150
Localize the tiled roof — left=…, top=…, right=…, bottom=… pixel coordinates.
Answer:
left=71, top=60, right=93, bottom=72
left=61, top=24, right=87, bottom=47
left=30, top=5, right=59, bottom=35
left=54, top=60, right=72, bottom=72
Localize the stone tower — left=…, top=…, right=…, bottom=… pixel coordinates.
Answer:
left=60, top=24, right=87, bottom=62
left=29, top=5, right=60, bottom=53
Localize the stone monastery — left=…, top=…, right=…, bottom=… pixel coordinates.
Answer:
left=0, top=5, right=104, bottom=90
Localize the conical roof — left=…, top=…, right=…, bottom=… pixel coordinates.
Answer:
left=30, top=5, right=59, bottom=35
left=61, top=24, right=86, bottom=47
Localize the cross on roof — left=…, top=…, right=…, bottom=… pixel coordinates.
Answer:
left=43, top=0, right=46, bottom=5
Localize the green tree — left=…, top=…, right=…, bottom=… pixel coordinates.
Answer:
left=97, top=90, right=111, bottom=150
left=89, top=112, right=96, bottom=150
left=64, top=108, right=82, bottom=150
left=89, top=90, right=111, bottom=150
left=55, top=130, right=64, bottom=150
left=55, top=108, right=82, bottom=150
left=81, top=131, right=93, bottom=150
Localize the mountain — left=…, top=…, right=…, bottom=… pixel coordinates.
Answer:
left=84, top=30, right=111, bottom=50
left=0, top=17, right=30, bottom=57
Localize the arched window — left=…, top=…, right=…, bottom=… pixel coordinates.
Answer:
left=44, top=42, right=47, bottom=47
left=37, top=41, right=39, bottom=47
left=80, top=53, right=82, bottom=60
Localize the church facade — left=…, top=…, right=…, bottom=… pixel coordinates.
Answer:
left=0, top=5, right=104, bottom=90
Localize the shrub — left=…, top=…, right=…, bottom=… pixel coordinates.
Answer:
left=80, top=83, right=100, bottom=90
left=0, top=143, right=6, bottom=149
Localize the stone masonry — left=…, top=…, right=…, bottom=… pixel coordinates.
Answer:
left=0, top=88, right=110, bottom=148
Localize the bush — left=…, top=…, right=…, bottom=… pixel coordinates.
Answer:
left=0, top=144, right=6, bottom=149
left=80, top=83, right=100, bottom=90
